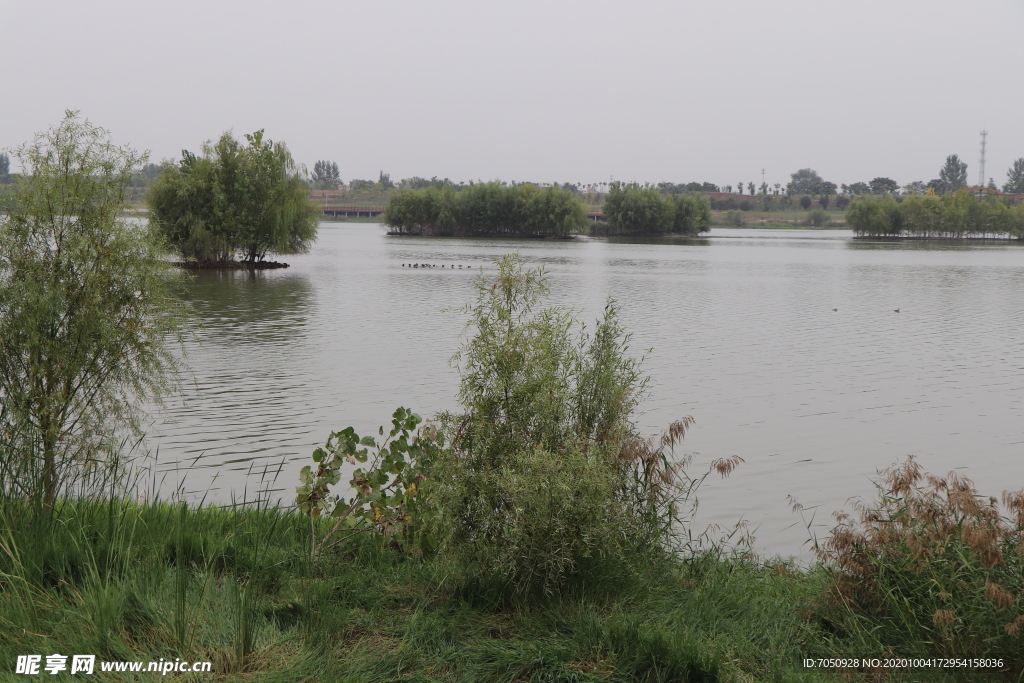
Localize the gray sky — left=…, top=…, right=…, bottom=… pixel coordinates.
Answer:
left=6, top=0, right=1023, bottom=189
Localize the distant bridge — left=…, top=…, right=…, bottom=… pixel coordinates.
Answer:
left=321, top=206, right=385, bottom=218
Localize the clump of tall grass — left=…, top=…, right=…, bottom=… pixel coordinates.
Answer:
left=815, top=456, right=1024, bottom=670
left=0, top=447, right=310, bottom=676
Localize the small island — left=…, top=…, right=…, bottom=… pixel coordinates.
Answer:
left=382, top=180, right=713, bottom=237
left=382, top=181, right=588, bottom=237
left=847, top=188, right=1024, bottom=239
left=147, top=130, right=319, bottom=268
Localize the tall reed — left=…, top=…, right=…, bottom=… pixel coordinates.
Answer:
left=816, top=456, right=1024, bottom=672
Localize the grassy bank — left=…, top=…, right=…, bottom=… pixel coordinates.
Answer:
left=4, top=473, right=1023, bottom=682
left=0, top=496, right=837, bottom=682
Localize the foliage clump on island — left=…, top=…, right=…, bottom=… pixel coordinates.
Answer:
left=846, top=188, right=1024, bottom=238
left=602, top=182, right=711, bottom=235
left=383, top=182, right=587, bottom=237
left=148, top=130, right=318, bottom=265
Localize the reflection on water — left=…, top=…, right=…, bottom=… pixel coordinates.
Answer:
left=605, top=235, right=713, bottom=247
left=150, top=225, right=1024, bottom=559
left=154, top=271, right=315, bottom=492
left=846, top=237, right=1015, bottom=252
left=182, top=270, right=314, bottom=342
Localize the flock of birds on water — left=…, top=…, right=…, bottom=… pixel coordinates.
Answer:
left=400, top=265, right=903, bottom=311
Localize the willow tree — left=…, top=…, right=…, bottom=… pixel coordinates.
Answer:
left=149, top=130, right=318, bottom=265
left=602, top=182, right=673, bottom=235
left=846, top=189, right=1024, bottom=238
left=673, top=194, right=712, bottom=235
left=0, top=112, right=187, bottom=505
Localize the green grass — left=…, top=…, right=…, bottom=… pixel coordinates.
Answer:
left=0, top=496, right=837, bottom=682
left=3, top=496, right=998, bottom=683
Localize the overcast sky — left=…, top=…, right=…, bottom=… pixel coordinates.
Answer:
left=5, top=0, right=1023, bottom=189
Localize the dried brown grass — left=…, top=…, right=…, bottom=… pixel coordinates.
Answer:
left=814, top=456, right=1024, bottom=668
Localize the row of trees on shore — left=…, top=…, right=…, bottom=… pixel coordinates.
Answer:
left=780, top=158, right=1024, bottom=199
left=846, top=189, right=1024, bottom=238
left=305, top=154, right=1023, bottom=199
left=382, top=182, right=588, bottom=237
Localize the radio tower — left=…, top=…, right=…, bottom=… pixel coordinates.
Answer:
left=978, top=130, right=988, bottom=188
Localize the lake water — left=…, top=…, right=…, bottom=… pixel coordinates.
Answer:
left=149, top=223, right=1024, bottom=560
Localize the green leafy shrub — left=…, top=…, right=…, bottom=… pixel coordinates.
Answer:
left=433, top=255, right=730, bottom=597
left=806, top=209, right=830, bottom=227
left=296, top=407, right=444, bottom=557
left=816, top=456, right=1024, bottom=670
left=846, top=188, right=1024, bottom=238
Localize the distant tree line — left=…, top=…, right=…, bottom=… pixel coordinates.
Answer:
left=656, top=181, right=720, bottom=195
left=601, top=182, right=711, bottom=236
left=788, top=169, right=837, bottom=196
left=311, top=160, right=341, bottom=189
left=393, top=178, right=590, bottom=194
left=0, top=153, right=16, bottom=190
left=781, top=157, right=1024, bottom=202
left=127, top=163, right=162, bottom=188
left=309, top=154, right=1024, bottom=203
left=383, top=182, right=588, bottom=237
left=846, top=189, right=1024, bottom=239
left=709, top=194, right=852, bottom=212
left=398, top=176, right=461, bottom=191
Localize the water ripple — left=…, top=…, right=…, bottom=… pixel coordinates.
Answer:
left=147, top=225, right=1024, bottom=559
